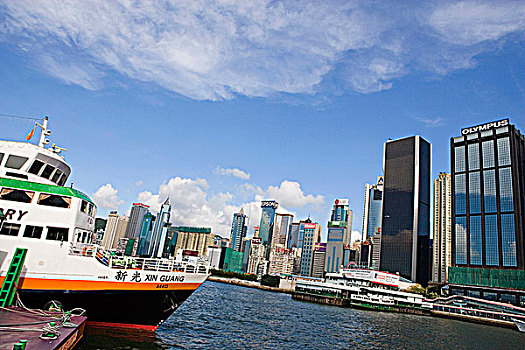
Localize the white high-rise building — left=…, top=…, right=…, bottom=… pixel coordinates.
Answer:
left=247, top=237, right=267, bottom=276
left=361, top=176, right=384, bottom=269
left=101, top=211, right=129, bottom=250
left=433, top=172, right=452, bottom=283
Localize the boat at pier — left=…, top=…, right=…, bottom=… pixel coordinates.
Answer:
left=0, top=117, right=209, bottom=331
left=294, top=268, right=429, bottom=310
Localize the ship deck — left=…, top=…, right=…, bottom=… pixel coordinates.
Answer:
left=0, top=307, right=87, bottom=350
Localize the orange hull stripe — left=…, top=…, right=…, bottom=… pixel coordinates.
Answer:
left=0, top=276, right=202, bottom=291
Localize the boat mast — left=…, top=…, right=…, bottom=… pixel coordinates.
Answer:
left=37, top=116, right=49, bottom=148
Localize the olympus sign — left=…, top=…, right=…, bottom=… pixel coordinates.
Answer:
left=461, top=119, right=509, bottom=135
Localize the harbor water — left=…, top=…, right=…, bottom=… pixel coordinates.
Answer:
left=78, top=281, right=525, bottom=349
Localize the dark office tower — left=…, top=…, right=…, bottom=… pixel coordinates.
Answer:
left=380, top=136, right=431, bottom=285
left=125, top=203, right=149, bottom=239
left=449, top=119, right=525, bottom=304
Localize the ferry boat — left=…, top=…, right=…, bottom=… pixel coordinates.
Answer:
left=0, top=117, right=209, bottom=331
left=294, top=268, right=430, bottom=310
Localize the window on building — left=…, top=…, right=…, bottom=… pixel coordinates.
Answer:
left=455, top=174, right=466, bottom=215
left=455, top=217, right=467, bottom=265
left=23, top=225, right=43, bottom=239
left=454, top=146, right=465, bottom=172
left=501, top=214, right=517, bottom=267
left=46, top=227, right=68, bottom=241
left=500, top=293, right=516, bottom=304
left=28, top=159, right=45, bottom=175
left=450, top=288, right=464, bottom=296
left=497, top=137, right=511, bottom=166
left=5, top=155, right=29, bottom=170
left=468, top=172, right=481, bottom=214
left=468, top=143, right=479, bottom=170
left=485, top=215, right=499, bottom=266
left=483, top=170, right=497, bottom=213
left=37, top=193, right=71, bottom=208
left=51, top=168, right=63, bottom=184
left=481, top=140, right=494, bottom=168
left=467, top=290, right=481, bottom=298
left=0, top=223, right=21, bottom=236
left=40, top=164, right=56, bottom=179
left=469, top=216, right=482, bottom=265
left=0, top=188, right=35, bottom=203
left=483, top=292, right=498, bottom=301
left=480, top=130, right=493, bottom=138
left=499, top=168, right=513, bottom=212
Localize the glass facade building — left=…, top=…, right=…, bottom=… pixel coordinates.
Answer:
left=380, top=136, right=431, bottom=285
left=451, top=120, right=524, bottom=270
left=258, top=200, right=278, bottom=259
left=287, top=222, right=300, bottom=249
left=229, top=208, right=247, bottom=252
left=125, top=203, right=149, bottom=239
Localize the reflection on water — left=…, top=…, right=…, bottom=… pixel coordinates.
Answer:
left=78, top=281, right=525, bottom=349
left=78, top=325, right=167, bottom=349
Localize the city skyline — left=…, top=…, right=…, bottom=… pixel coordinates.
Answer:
left=0, top=1, right=524, bottom=240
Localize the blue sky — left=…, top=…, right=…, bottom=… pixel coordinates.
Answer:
left=0, top=1, right=524, bottom=239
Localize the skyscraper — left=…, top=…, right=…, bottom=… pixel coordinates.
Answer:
left=299, top=220, right=322, bottom=276
left=258, top=200, right=278, bottom=259
left=247, top=237, right=267, bottom=276
left=149, top=198, right=171, bottom=258
left=173, top=226, right=215, bottom=257
left=325, top=199, right=351, bottom=273
left=272, top=213, right=293, bottom=249
left=136, top=211, right=154, bottom=256
left=449, top=119, right=525, bottom=304
left=312, top=242, right=327, bottom=278
left=101, top=211, right=129, bottom=250
left=125, top=203, right=149, bottom=239
left=230, top=208, right=248, bottom=251
left=361, top=176, right=384, bottom=269
left=287, top=222, right=300, bottom=249
left=380, top=135, right=431, bottom=285
left=433, top=172, right=452, bottom=283
left=101, top=211, right=119, bottom=249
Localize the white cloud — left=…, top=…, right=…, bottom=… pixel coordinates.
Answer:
left=1, top=1, right=523, bottom=100
left=266, top=180, right=325, bottom=209
left=213, top=166, right=251, bottom=180
left=428, top=1, right=525, bottom=46
left=415, top=116, right=445, bottom=128
left=135, top=177, right=322, bottom=237
left=92, top=183, right=124, bottom=210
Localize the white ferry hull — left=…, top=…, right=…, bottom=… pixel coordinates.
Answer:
left=1, top=238, right=208, bottom=331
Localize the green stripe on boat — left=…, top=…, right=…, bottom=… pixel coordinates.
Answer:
left=0, top=177, right=94, bottom=203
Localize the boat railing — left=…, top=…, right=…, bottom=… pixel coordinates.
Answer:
left=69, top=242, right=209, bottom=274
